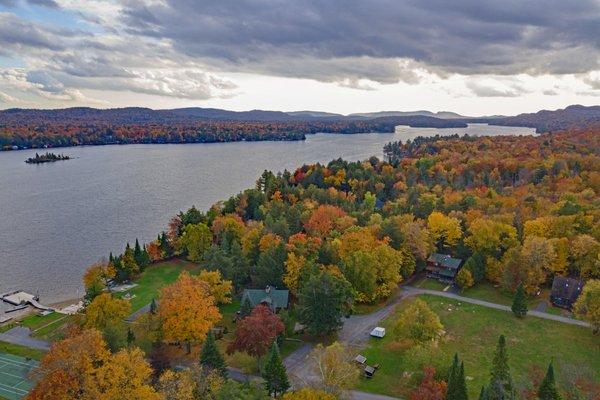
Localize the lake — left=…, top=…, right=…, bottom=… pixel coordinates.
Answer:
left=0, top=124, right=535, bottom=305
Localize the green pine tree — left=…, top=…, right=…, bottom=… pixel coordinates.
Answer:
left=511, top=283, right=528, bottom=318
left=447, top=353, right=460, bottom=400
left=479, top=386, right=489, bottom=400
left=455, top=362, right=468, bottom=400
left=263, top=342, right=289, bottom=397
left=488, top=380, right=507, bottom=400
left=538, top=362, right=561, bottom=400
left=150, top=298, right=158, bottom=314
left=200, top=330, right=227, bottom=377
left=159, top=232, right=172, bottom=256
left=126, top=327, right=135, bottom=346
left=240, top=296, right=253, bottom=318
left=490, top=335, right=513, bottom=394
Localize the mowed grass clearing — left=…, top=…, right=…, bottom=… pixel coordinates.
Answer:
left=356, top=294, right=599, bottom=399
left=115, top=259, right=200, bottom=311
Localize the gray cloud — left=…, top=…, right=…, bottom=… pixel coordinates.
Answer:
left=27, top=0, right=60, bottom=8
left=0, top=12, right=67, bottom=51
left=466, top=80, right=528, bottom=97
left=119, top=0, right=600, bottom=83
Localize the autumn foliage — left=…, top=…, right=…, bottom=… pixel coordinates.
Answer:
left=227, top=305, right=284, bottom=359
left=158, top=271, right=221, bottom=345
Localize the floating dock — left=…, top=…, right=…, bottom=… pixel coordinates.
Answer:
left=0, top=291, right=54, bottom=311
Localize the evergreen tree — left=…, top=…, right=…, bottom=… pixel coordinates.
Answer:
left=488, top=380, right=507, bottom=400
left=447, top=354, right=467, bottom=400
left=159, top=232, right=172, bottom=256
left=240, top=296, right=253, bottom=318
left=134, top=239, right=143, bottom=263
left=297, top=270, right=352, bottom=336
left=150, top=298, right=158, bottom=314
left=200, top=330, right=227, bottom=377
left=479, top=386, right=489, bottom=400
left=490, top=335, right=513, bottom=394
left=538, top=362, right=561, bottom=400
left=447, top=353, right=460, bottom=400
left=263, top=342, right=289, bottom=397
left=454, top=362, right=468, bottom=400
left=511, top=283, right=528, bottom=318
left=126, top=327, right=135, bottom=346
left=133, top=239, right=150, bottom=271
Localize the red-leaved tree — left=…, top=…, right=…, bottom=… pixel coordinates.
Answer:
left=409, top=366, right=447, bottom=400
left=227, top=305, right=284, bottom=362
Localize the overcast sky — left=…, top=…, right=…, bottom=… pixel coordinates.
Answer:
left=0, top=0, right=599, bottom=115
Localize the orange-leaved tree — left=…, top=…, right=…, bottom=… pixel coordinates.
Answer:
left=158, top=271, right=221, bottom=351
left=27, top=329, right=110, bottom=400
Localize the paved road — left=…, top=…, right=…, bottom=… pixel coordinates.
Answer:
left=125, top=303, right=151, bottom=322
left=405, top=287, right=590, bottom=328
left=0, top=326, right=50, bottom=350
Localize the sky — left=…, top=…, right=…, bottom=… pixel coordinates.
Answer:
left=0, top=0, right=599, bottom=116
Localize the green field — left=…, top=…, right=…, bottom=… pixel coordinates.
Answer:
left=0, top=342, right=45, bottom=361
left=0, top=312, right=74, bottom=343
left=414, top=278, right=576, bottom=318
left=115, top=259, right=200, bottom=311
left=356, top=295, right=599, bottom=399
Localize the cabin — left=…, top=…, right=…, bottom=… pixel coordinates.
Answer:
left=241, top=286, right=289, bottom=312
left=425, top=254, right=463, bottom=282
left=550, top=277, right=584, bottom=309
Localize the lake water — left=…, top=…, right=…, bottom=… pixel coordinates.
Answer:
left=0, top=124, right=535, bottom=306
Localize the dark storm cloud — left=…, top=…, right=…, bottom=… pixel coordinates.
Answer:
left=120, top=0, right=600, bottom=83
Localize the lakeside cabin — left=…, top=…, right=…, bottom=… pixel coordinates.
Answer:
left=550, top=276, right=584, bottom=309
left=425, top=253, right=463, bottom=283
left=241, top=286, right=289, bottom=313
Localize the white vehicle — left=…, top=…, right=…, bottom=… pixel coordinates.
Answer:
left=370, top=327, right=386, bottom=338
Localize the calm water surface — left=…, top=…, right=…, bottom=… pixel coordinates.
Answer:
left=0, top=124, right=535, bottom=305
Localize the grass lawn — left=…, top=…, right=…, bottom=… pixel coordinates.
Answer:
left=0, top=312, right=75, bottom=342
left=0, top=341, right=45, bottom=360
left=460, top=283, right=514, bottom=306
left=356, top=295, right=599, bottom=399
left=413, top=277, right=451, bottom=292
left=116, top=259, right=200, bottom=311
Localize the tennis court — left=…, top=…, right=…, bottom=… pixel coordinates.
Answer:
left=0, top=353, right=37, bottom=400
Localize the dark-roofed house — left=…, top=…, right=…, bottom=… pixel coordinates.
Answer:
left=425, top=253, right=463, bottom=282
left=241, top=286, right=289, bottom=312
left=550, top=276, right=584, bottom=309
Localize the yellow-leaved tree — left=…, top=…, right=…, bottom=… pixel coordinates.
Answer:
left=427, top=211, right=462, bottom=251
left=158, top=271, right=221, bottom=351
left=197, top=270, right=233, bottom=305
left=84, top=347, right=161, bottom=400
left=309, top=342, right=359, bottom=395
left=84, top=293, right=131, bottom=331
left=574, top=279, right=600, bottom=334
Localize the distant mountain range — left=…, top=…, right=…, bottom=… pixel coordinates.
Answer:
left=0, top=104, right=598, bottom=150
left=348, top=110, right=470, bottom=119
left=490, top=104, right=600, bottom=132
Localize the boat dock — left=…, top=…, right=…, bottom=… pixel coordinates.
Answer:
left=0, top=291, right=54, bottom=311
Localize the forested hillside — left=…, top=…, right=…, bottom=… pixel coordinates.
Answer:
left=113, top=127, right=600, bottom=305
left=0, top=107, right=465, bottom=149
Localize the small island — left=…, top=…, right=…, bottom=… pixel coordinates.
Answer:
left=25, top=152, right=71, bottom=164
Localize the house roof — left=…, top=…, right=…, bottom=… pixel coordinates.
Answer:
left=427, top=253, right=462, bottom=270
left=551, top=276, right=584, bottom=302
left=242, top=286, right=289, bottom=309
